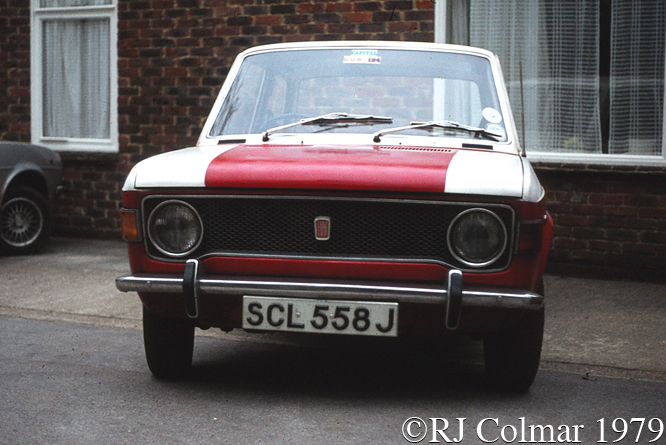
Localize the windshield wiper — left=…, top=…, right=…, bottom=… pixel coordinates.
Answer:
left=372, top=120, right=502, bottom=143
left=262, top=112, right=393, bottom=141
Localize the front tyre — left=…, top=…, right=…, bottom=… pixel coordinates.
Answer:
left=143, top=307, right=195, bottom=380
left=483, top=304, right=545, bottom=393
left=0, top=186, right=50, bottom=255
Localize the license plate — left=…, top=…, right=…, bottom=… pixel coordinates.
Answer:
left=242, top=296, right=398, bottom=337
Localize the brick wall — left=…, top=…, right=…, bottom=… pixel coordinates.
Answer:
left=536, top=165, right=666, bottom=281
left=0, top=1, right=31, bottom=143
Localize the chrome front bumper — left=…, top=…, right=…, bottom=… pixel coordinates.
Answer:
left=116, top=260, right=543, bottom=330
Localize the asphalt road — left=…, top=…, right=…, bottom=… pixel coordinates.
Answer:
left=1, top=237, right=666, bottom=444
left=1, top=316, right=665, bottom=445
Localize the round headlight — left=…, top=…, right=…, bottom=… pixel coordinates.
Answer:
left=448, top=208, right=507, bottom=267
left=148, top=200, right=203, bottom=257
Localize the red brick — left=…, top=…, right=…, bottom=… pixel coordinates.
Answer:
left=553, top=238, right=585, bottom=249
left=388, top=21, right=419, bottom=33
left=640, top=231, right=666, bottom=244
left=10, top=122, right=30, bottom=132
left=298, top=3, right=324, bottom=13
left=299, top=23, right=326, bottom=34
left=630, top=219, right=660, bottom=231
left=415, top=0, right=435, bottom=8
left=591, top=215, right=626, bottom=229
left=622, top=243, right=657, bottom=255
left=638, top=207, right=666, bottom=219
left=255, top=14, right=281, bottom=25
left=571, top=227, right=606, bottom=239
left=8, top=87, right=29, bottom=96
left=354, top=2, right=381, bottom=12
left=589, top=192, right=624, bottom=205
left=327, top=22, right=357, bottom=34
left=570, top=203, right=603, bottom=216
left=606, top=206, right=637, bottom=218
left=589, top=240, right=622, bottom=252
left=570, top=250, right=604, bottom=262
left=326, top=2, right=352, bottom=13
left=557, top=214, right=590, bottom=227
left=605, top=229, right=639, bottom=242
left=342, top=11, right=372, bottom=22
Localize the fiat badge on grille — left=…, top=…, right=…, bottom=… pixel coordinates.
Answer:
left=314, top=216, right=331, bottom=241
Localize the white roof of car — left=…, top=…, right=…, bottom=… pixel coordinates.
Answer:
left=236, top=40, right=497, bottom=59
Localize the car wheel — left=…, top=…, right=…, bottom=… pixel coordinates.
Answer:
left=143, top=306, right=195, bottom=380
left=483, top=284, right=545, bottom=392
left=0, top=186, right=50, bottom=255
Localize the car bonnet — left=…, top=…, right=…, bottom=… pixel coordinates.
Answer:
left=125, top=144, right=526, bottom=199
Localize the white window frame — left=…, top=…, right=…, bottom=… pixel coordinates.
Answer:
left=435, top=0, right=666, bottom=167
left=30, top=0, right=118, bottom=153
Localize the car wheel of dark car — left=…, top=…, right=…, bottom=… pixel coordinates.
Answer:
left=483, top=282, right=545, bottom=392
left=143, top=306, right=195, bottom=380
left=0, top=186, right=50, bottom=255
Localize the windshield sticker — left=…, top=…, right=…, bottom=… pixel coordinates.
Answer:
left=482, top=107, right=503, bottom=124
left=343, top=50, right=381, bottom=64
left=486, top=124, right=505, bottom=138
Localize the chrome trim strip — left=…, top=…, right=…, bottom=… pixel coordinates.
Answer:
left=116, top=274, right=543, bottom=310
left=446, top=269, right=463, bottom=329
left=197, top=251, right=457, bottom=268
left=141, top=193, right=517, bottom=208
left=183, top=259, right=200, bottom=318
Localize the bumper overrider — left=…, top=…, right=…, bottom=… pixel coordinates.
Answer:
left=116, top=259, right=543, bottom=331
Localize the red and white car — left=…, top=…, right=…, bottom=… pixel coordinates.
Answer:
left=117, top=41, right=552, bottom=391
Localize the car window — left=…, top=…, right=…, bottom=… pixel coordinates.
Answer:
left=210, top=48, right=506, bottom=141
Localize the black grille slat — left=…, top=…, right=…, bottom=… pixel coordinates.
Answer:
left=143, top=196, right=514, bottom=270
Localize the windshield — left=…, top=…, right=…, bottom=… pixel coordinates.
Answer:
left=210, top=48, right=508, bottom=142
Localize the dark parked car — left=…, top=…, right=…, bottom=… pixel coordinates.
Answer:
left=117, top=42, right=553, bottom=391
left=0, top=141, right=62, bottom=254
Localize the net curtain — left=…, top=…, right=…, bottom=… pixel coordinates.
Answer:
left=469, top=0, right=665, bottom=155
left=41, top=0, right=111, bottom=139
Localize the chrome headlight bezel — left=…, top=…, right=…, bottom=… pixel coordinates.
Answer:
left=147, top=200, right=203, bottom=258
left=447, top=208, right=508, bottom=268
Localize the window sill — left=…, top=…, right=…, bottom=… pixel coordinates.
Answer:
left=36, top=137, right=118, bottom=155
left=58, top=150, right=118, bottom=163
left=527, top=152, right=666, bottom=174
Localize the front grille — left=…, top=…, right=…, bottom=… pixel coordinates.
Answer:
left=142, top=195, right=515, bottom=270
